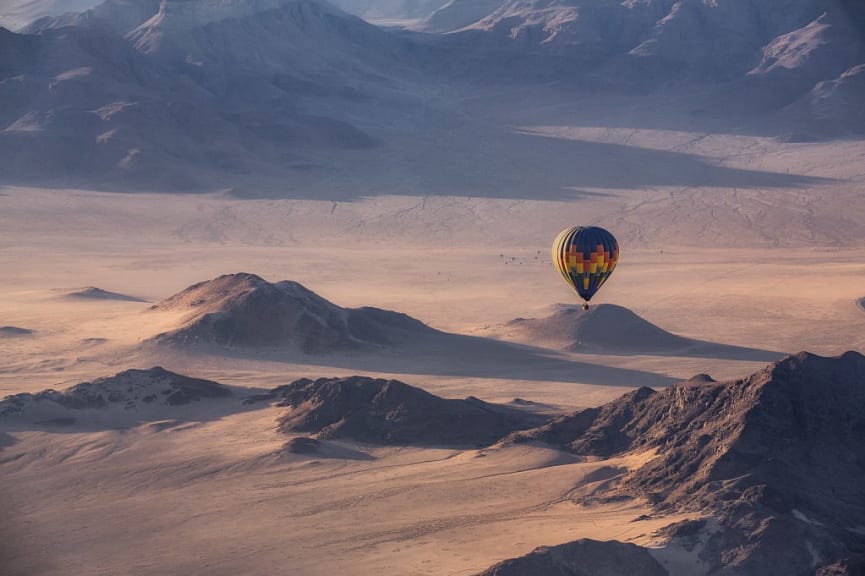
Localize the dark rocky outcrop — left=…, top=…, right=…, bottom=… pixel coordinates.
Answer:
left=283, top=436, right=321, bottom=454
left=273, top=375, right=548, bottom=446
left=65, top=286, right=148, bottom=302
left=475, top=539, right=667, bottom=576
left=0, top=326, right=33, bottom=336
left=509, top=351, right=865, bottom=575
left=0, top=367, right=232, bottom=422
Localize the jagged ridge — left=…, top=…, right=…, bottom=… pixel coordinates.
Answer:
left=510, top=351, right=865, bottom=575
left=273, top=375, right=548, bottom=445
left=475, top=538, right=667, bottom=576
left=0, top=366, right=232, bottom=420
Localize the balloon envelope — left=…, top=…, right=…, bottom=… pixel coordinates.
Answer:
left=552, top=226, right=619, bottom=302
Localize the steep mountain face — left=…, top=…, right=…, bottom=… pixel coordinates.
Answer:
left=24, top=0, right=162, bottom=35
left=0, top=0, right=414, bottom=190
left=426, top=0, right=865, bottom=125
left=312, top=0, right=449, bottom=22
left=0, top=0, right=102, bottom=31
left=780, top=63, right=865, bottom=137
left=428, top=0, right=857, bottom=66
left=149, top=273, right=436, bottom=352
left=511, top=351, right=865, bottom=575
left=273, top=375, right=548, bottom=445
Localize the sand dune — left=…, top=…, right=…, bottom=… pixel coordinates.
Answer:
left=497, top=304, right=781, bottom=361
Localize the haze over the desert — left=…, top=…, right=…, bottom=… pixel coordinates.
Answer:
left=2, top=1, right=865, bottom=575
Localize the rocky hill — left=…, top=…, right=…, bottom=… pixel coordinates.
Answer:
left=476, top=538, right=667, bottom=576
left=509, top=351, right=865, bottom=575
left=148, top=273, right=437, bottom=353
left=0, top=367, right=233, bottom=428
left=272, top=375, right=548, bottom=445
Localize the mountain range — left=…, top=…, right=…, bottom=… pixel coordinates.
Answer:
left=1, top=0, right=863, bottom=191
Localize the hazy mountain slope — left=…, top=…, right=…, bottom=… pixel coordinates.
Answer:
left=510, top=351, right=865, bottom=575
left=0, top=0, right=417, bottom=190
left=23, top=0, right=162, bottom=35
left=328, top=0, right=449, bottom=22
left=2, top=0, right=864, bottom=193
left=780, top=63, right=865, bottom=137
left=0, top=0, right=101, bottom=31
left=428, top=0, right=865, bottom=126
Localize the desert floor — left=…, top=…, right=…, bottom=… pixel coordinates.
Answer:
left=2, top=119, right=865, bottom=575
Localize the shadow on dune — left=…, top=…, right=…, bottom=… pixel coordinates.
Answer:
left=0, top=431, right=18, bottom=449
left=645, top=340, right=783, bottom=362
left=282, top=438, right=377, bottom=461
left=161, top=332, right=679, bottom=388
left=0, top=121, right=834, bottom=201
left=226, top=127, right=834, bottom=201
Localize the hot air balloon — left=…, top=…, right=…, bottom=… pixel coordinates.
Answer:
left=552, top=226, right=619, bottom=310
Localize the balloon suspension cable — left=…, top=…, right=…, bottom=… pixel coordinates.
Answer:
left=582, top=302, right=589, bottom=311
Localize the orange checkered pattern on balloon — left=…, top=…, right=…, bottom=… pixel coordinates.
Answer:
left=565, top=244, right=619, bottom=276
